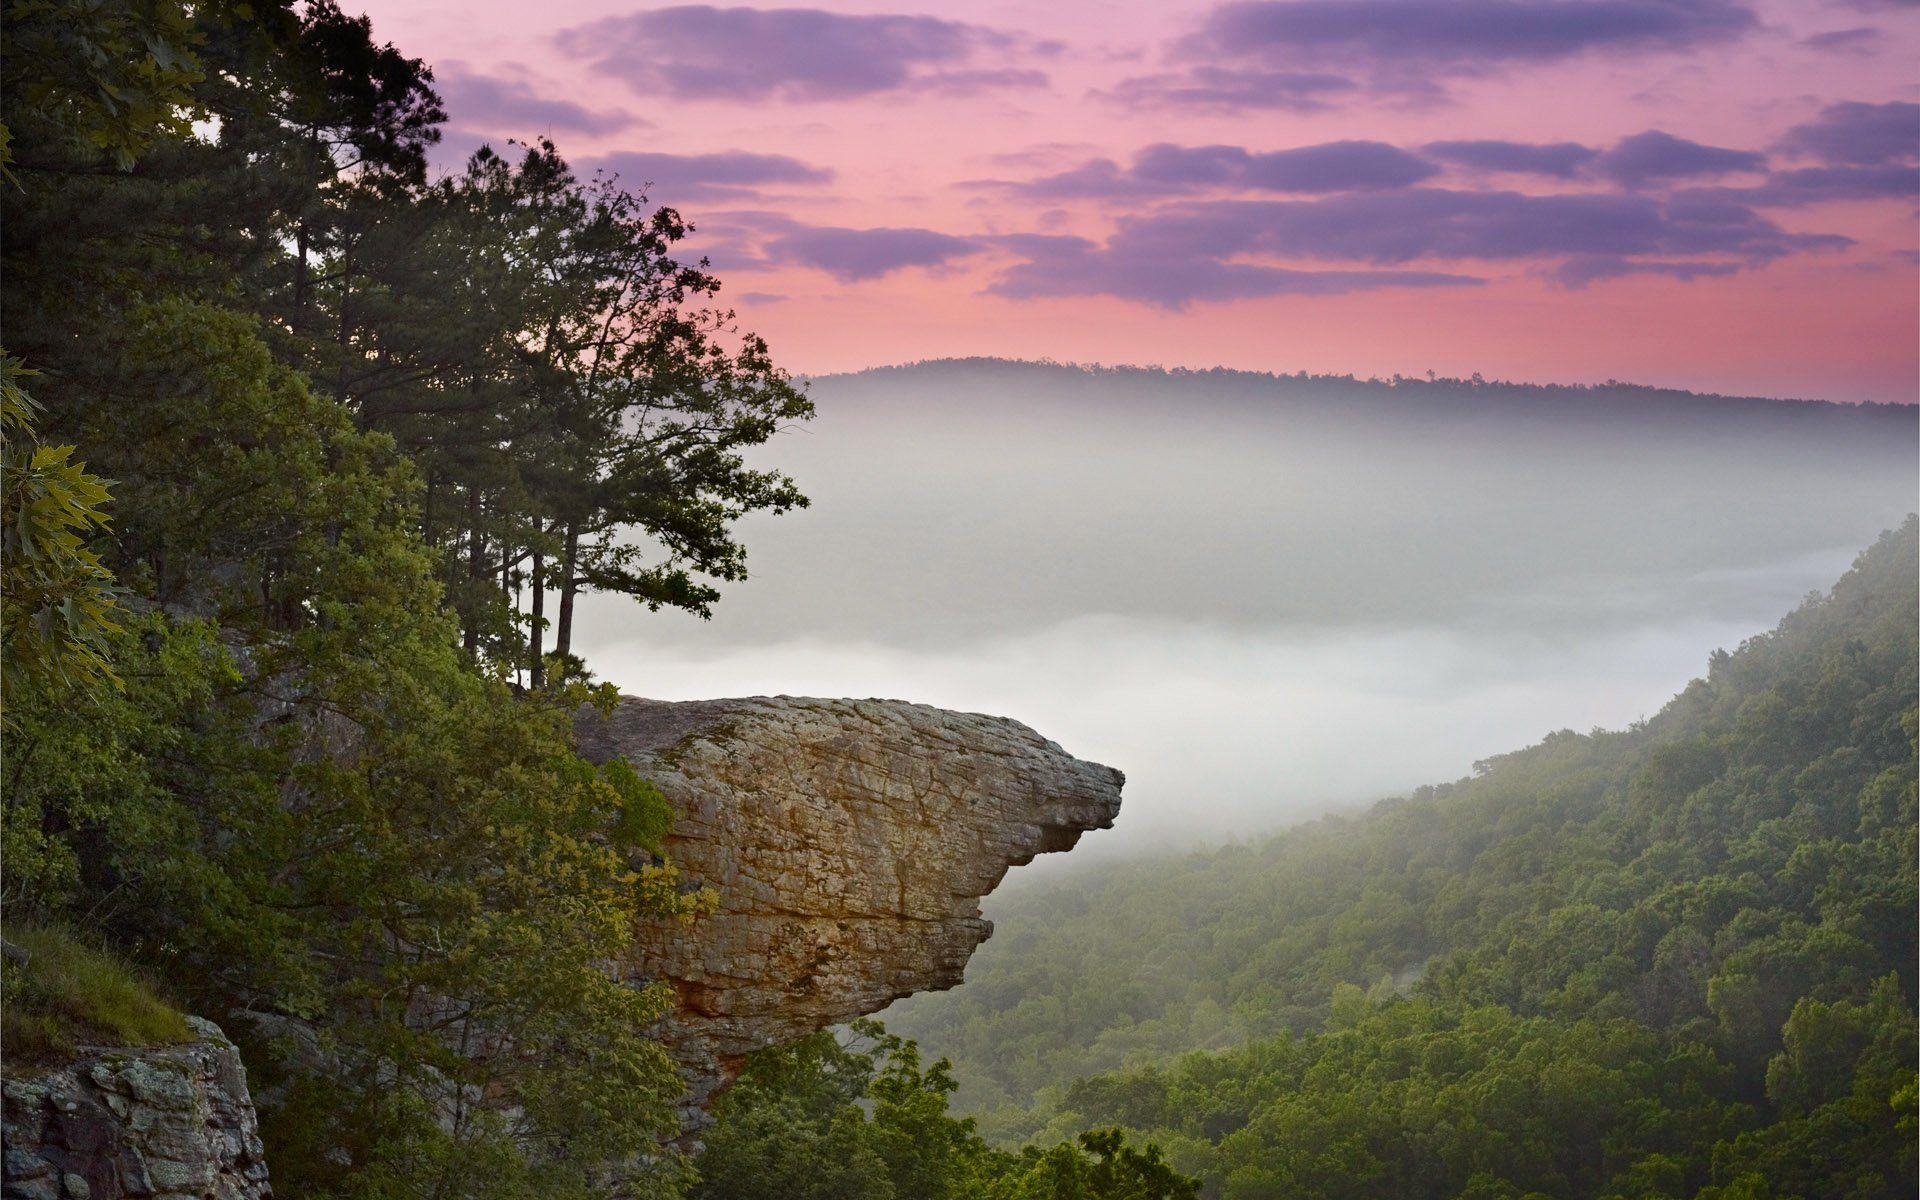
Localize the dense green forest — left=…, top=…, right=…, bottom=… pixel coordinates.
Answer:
left=0, top=5, right=1186, bottom=1197
left=886, top=520, right=1918, bottom=1198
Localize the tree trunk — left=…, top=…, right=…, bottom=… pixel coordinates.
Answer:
left=335, top=237, right=355, bottom=403
left=555, top=522, right=580, bottom=665
left=422, top=473, right=436, bottom=548
left=503, top=552, right=517, bottom=686
left=529, top=541, right=546, bottom=690
left=463, top=489, right=483, bottom=653
left=293, top=220, right=308, bottom=324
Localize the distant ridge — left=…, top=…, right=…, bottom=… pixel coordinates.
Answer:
left=806, top=356, right=1914, bottom=417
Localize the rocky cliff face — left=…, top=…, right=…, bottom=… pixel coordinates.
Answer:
left=2, top=1017, right=271, bottom=1200
left=574, top=696, right=1123, bottom=1122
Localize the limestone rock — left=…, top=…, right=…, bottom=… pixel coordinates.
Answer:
left=2, top=1017, right=270, bottom=1200
left=574, top=696, right=1123, bottom=1119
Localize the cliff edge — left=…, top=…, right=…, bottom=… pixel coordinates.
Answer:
left=574, top=695, right=1124, bottom=1121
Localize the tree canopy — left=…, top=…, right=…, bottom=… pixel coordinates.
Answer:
left=887, top=521, right=1919, bottom=1199
left=0, top=3, right=802, bottom=1194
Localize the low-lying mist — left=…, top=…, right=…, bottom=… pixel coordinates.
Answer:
left=574, top=361, right=1917, bottom=858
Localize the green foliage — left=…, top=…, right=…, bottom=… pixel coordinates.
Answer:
left=982, top=1128, right=1202, bottom=1200
left=0, top=361, right=122, bottom=702
left=693, top=1020, right=1199, bottom=1200
left=0, top=0, right=203, bottom=171
left=0, top=4, right=794, bottom=1196
left=889, top=521, right=1919, bottom=1199
left=0, top=922, right=193, bottom=1064
left=3, top=0, right=810, bottom=688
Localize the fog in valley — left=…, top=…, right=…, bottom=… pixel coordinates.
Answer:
left=573, top=361, right=1918, bottom=862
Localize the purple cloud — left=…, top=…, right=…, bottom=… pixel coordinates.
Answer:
left=764, top=225, right=984, bottom=281
left=592, top=150, right=833, bottom=202
left=1131, top=145, right=1253, bottom=188
left=1139, top=141, right=1440, bottom=191
left=1006, top=140, right=1439, bottom=198
left=1125, top=0, right=1756, bottom=109
left=1105, top=67, right=1358, bottom=112
left=1186, top=0, right=1758, bottom=67
left=1798, top=27, right=1884, bottom=53
left=997, top=158, right=1156, bottom=200
left=1683, top=164, right=1920, bottom=208
left=1130, top=190, right=1837, bottom=265
left=986, top=180, right=1844, bottom=306
left=1551, top=254, right=1744, bottom=287
left=1246, top=141, right=1440, bottom=190
left=1778, top=101, right=1920, bottom=166
left=1594, top=130, right=1767, bottom=186
left=1424, top=139, right=1599, bottom=178
left=917, top=67, right=1050, bottom=93
left=554, top=6, right=1053, bottom=101
left=436, top=63, right=642, bottom=137
left=987, top=232, right=1482, bottom=307
left=1755, top=165, right=1918, bottom=205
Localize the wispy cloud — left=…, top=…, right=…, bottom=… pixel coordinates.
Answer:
left=1777, top=100, right=1920, bottom=165
left=768, top=225, right=984, bottom=280
left=554, top=5, right=1056, bottom=101
left=993, top=129, right=1783, bottom=199
left=1798, top=26, right=1885, bottom=54
left=1550, top=254, right=1745, bottom=286
left=591, top=150, right=833, bottom=203
left=437, top=61, right=644, bottom=137
left=987, top=231, right=1483, bottom=306
left=1185, top=0, right=1758, bottom=68
left=997, top=141, right=1439, bottom=198
left=1682, top=165, right=1919, bottom=208
left=1117, top=0, right=1759, bottom=111
left=706, top=212, right=985, bottom=281
left=1103, top=67, right=1358, bottom=112
left=1424, top=139, right=1600, bottom=179
left=984, top=185, right=1846, bottom=307
left=1594, top=130, right=1768, bottom=186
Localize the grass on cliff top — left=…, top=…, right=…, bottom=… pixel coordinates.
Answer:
left=2, top=922, right=193, bottom=1066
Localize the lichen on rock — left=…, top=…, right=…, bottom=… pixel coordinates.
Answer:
left=2, top=1015, right=270, bottom=1200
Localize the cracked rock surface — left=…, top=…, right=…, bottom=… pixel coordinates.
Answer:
left=573, top=695, right=1123, bottom=1122
left=2, top=1016, right=270, bottom=1200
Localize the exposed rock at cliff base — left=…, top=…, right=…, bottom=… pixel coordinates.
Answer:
left=574, top=695, right=1124, bottom=1123
left=2, top=1016, right=271, bottom=1200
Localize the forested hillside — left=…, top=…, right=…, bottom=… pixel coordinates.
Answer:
left=0, top=7, right=1192, bottom=1196
left=887, top=520, right=1919, bottom=1198
left=0, top=3, right=808, bottom=1193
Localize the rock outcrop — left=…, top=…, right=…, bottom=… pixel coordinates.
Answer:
left=2, top=1017, right=271, bottom=1200
left=1, top=697, right=1118, bottom=1184
left=574, top=696, right=1123, bottom=1121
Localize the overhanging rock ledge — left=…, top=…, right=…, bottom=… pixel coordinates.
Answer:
left=573, top=695, right=1124, bottom=1125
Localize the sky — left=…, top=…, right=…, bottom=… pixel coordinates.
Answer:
left=353, top=0, right=1920, bottom=403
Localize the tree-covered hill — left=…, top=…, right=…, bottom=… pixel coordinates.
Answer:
left=0, top=8, right=1195, bottom=1196
left=0, top=4, right=810, bottom=1194
left=886, top=519, right=1919, bottom=1198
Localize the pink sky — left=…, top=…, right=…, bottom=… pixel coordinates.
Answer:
left=356, top=0, right=1919, bottom=402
